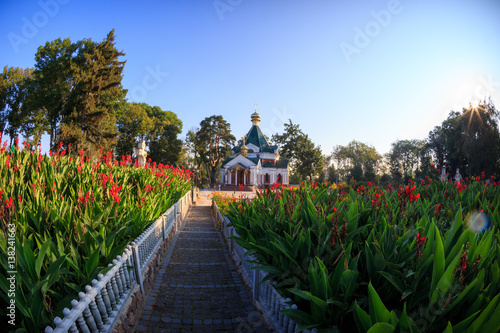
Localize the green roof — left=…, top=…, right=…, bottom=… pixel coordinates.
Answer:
left=234, top=125, right=274, bottom=153
left=222, top=157, right=233, bottom=166
left=262, top=159, right=289, bottom=168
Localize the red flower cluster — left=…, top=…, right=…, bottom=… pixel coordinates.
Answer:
left=78, top=191, right=90, bottom=206
left=456, top=182, right=466, bottom=194
left=434, top=204, right=441, bottom=217
left=415, top=232, right=428, bottom=262
left=455, top=243, right=470, bottom=281
left=398, top=185, right=421, bottom=210
left=109, top=184, right=122, bottom=203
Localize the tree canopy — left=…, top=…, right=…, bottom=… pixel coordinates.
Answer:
left=190, top=115, right=235, bottom=186
left=0, top=66, right=34, bottom=145
left=272, top=120, right=324, bottom=182
left=427, top=99, right=500, bottom=177
left=331, top=140, right=381, bottom=183
left=1, top=30, right=184, bottom=165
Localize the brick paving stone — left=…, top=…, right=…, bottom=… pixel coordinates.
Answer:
left=135, top=191, right=271, bottom=332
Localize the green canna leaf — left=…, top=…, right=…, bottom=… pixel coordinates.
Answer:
left=366, top=322, right=395, bottom=333
left=35, top=239, right=52, bottom=279
left=467, top=293, right=500, bottom=332
left=353, top=302, right=372, bottom=333
left=442, top=322, right=453, bottom=333
left=84, top=247, right=101, bottom=276
left=430, top=225, right=445, bottom=299
left=368, top=282, right=391, bottom=324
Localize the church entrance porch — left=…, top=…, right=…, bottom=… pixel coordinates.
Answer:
left=227, top=163, right=251, bottom=186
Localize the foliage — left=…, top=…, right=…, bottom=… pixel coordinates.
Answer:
left=427, top=99, right=500, bottom=178
left=145, top=104, right=183, bottom=165
left=0, top=67, right=35, bottom=145
left=0, top=139, right=192, bottom=332
left=58, top=29, right=126, bottom=155
left=387, top=139, right=427, bottom=181
left=31, top=37, right=76, bottom=148
left=227, top=173, right=500, bottom=332
left=115, top=102, right=152, bottom=157
left=209, top=190, right=235, bottom=217
left=331, top=140, right=382, bottom=183
left=1, top=31, right=185, bottom=167
left=272, top=120, right=324, bottom=181
left=193, top=115, right=235, bottom=186
left=115, top=102, right=183, bottom=165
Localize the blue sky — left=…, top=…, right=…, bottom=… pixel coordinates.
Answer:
left=1, top=0, right=500, bottom=155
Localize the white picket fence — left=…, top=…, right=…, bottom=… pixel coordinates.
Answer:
left=213, top=202, right=308, bottom=333
left=45, top=188, right=198, bottom=333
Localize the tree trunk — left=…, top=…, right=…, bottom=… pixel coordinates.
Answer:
left=210, top=166, right=218, bottom=188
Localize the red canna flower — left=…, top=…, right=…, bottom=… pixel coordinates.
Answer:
left=434, top=204, right=441, bottom=217
left=415, top=232, right=428, bottom=262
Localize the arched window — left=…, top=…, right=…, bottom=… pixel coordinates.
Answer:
left=265, top=173, right=270, bottom=183
left=277, top=174, right=282, bottom=184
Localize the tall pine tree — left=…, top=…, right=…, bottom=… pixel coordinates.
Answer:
left=59, top=29, right=126, bottom=155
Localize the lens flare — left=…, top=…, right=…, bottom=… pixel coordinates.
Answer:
left=466, top=211, right=490, bottom=233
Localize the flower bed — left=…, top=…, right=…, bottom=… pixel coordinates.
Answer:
left=227, top=177, right=500, bottom=332
left=0, top=141, right=192, bottom=332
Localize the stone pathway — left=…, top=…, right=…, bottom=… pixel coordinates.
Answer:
left=135, top=191, right=269, bottom=333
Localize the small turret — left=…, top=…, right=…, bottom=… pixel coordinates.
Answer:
left=240, top=134, right=248, bottom=157
left=241, top=144, right=248, bottom=157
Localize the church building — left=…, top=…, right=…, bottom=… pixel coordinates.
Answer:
left=220, top=109, right=289, bottom=187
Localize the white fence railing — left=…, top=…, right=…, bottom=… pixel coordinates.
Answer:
left=213, top=202, right=305, bottom=333
left=45, top=189, right=197, bottom=333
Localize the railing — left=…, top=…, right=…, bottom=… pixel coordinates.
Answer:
left=213, top=202, right=306, bottom=333
left=45, top=190, right=195, bottom=333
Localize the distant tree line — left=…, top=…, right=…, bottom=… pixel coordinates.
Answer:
left=0, top=30, right=182, bottom=165
left=330, top=99, right=500, bottom=185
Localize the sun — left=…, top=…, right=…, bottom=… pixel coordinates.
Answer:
left=469, top=97, right=481, bottom=111
left=465, top=97, right=485, bottom=132
left=469, top=98, right=480, bottom=109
